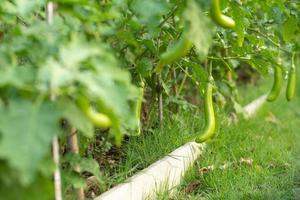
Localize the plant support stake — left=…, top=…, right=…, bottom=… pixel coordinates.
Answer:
left=158, top=75, right=164, bottom=123
left=52, top=137, right=62, bottom=200
left=47, top=2, right=62, bottom=200
left=68, top=128, right=85, bottom=200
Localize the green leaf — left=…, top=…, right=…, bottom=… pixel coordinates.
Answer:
left=186, top=61, right=208, bottom=83
left=76, top=157, right=105, bottom=187
left=59, top=99, right=94, bottom=138
left=117, top=31, right=139, bottom=47
left=136, top=58, right=153, bottom=78
left=184, top=0, right=214, bottom=60
left=0, top=100, right=61, bottom=185
left=0, top=170, right=54, bottom=200
left=38, top=58, right=74, bottom=94
left=185, top=61, right=208, bottom=95
left=282, top=16, right=298, bottom=42
left=14, top=0, right=46, bottom=16
left=0, top=66, right=36, bottom=89
left=62, top=170, right=86, bottom=189
left=59, top=36, right=100, bottom=68
left=247, top=58, right=269, bottom=75
left=142, top=39, right=157, bottom=55
left=131, top=0, right=168, bottom=35
left=232, top=3, right=247, bottom=47
left=62, top=154, right=106, bottom=190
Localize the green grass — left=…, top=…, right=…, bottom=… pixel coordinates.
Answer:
left=103, top=107, right=205, bottom=189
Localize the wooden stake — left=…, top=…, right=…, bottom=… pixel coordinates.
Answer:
left=157, top=75, right=163, bottom=123
left=52, top=137, right=62, bottom=200
left=68, top=128, right=85, bottom=200
left=46, top=2, right=62, bottom=200
left=46, top=2, right=55, bottom=24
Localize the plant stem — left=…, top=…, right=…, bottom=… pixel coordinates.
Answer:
left=176, top=63, right=199, bottom=86
left=207, top=56, right=250, bottom=60
left=177, top=70, right=187, bottom=95
left=158, top=5, right=178, bottom=27
left=159, top=93, right=163, bottom=123
left=172, top=68, right=178, bottom=96
left=158, top=75, right=164, bottom=124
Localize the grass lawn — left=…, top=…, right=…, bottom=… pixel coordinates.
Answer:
left=102, top=107, right=204, bottom=190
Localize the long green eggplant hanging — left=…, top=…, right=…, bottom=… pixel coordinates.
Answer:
left=267, top=63, right=283, bottom=102
left=77, top=96, right=112, bottom=128
left=286, top=53, right=296, bottom=101
left=211, top=0, right=236, bottom=29
left=135, top=81, right=145, bottom=135
left=155, top=32, right=193, bottom=74
left=196, top=64, right=216, bottom=143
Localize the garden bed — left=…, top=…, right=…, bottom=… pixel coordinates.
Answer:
left=94, top=82, right=270, bottom=200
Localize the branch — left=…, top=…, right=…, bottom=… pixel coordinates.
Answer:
left=247, top=28, right=292, bottom=54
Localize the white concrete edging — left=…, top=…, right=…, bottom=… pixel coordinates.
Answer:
left=94, top=95, right=267, bottom=200
left=95, top=142, right=205, bottom=200
left=243, top=95, right=267, bottom=118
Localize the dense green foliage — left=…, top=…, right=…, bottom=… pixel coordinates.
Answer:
left=0, top=0, right=299, bottom=199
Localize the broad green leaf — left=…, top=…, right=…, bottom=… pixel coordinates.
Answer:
left=184, top=0, right=214, bottom=60
left=0, top=168, right=54, bottom=200
left=117, top=31, right=139, bottom=47
left=185, top=61, right=208, bottom=95
left=142, top=39, right=157, bottom=55
left=38, top=58, right=74, bottom=94
left=62, top=170, right=86, bottom=189
left=247, top=58, right=269, bottom=75
left=76, top=157, right=105, bottom=188
left=12, top=0, right=46, bottom=16
left=0, top=2, right=18, bottom=16
left=59, top=36, right=100, bottom=68
left=136, top=58, right=153, bottom=78
left=186, top=61, right=208, bottom=83
left=0, top=100, right=61, bottom=185
left=59, top=99, right=94, bottom=138
left=76, top=66, right=138, bottom=143
left=217, top=81, right=232, bottom=98
left=232, top=3, right=247, bottom=47
left=0, top=66, right=36, bottom=89
left=62, top=154, right=106, bottom=190
left=131, top=0, right=168, bottom=35
left=282, top=16, right=298, bottom=42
